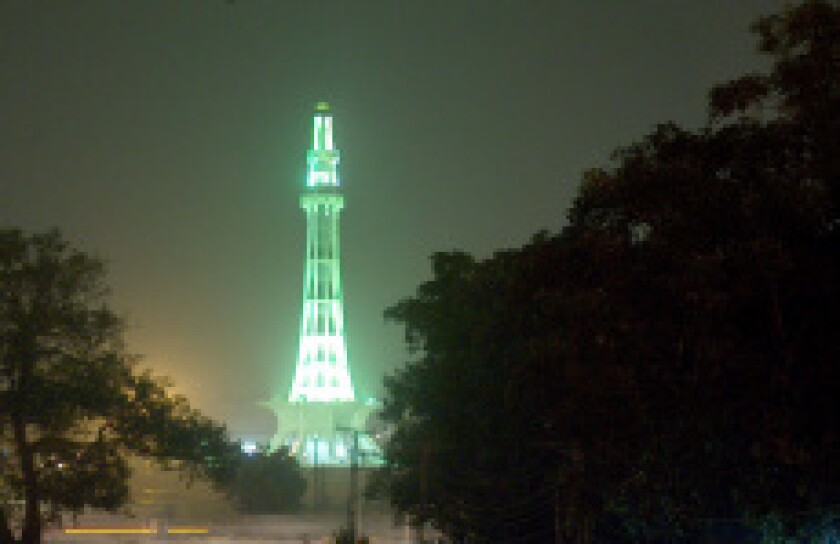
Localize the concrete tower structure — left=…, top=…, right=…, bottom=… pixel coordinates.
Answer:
left=290, top=102, right=354, bottom=404
left=268, top=103, right=381, bottom=467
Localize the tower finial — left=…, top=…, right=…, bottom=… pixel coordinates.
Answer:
left=308, top=103, right=339, bottom=184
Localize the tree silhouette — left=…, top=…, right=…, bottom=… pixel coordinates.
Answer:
left=376, top=1, right=839, bottom=541
left=0, top=229, right=239, bottom=544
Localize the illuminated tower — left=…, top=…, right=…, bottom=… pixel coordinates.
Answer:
left=289, top=102, right=355, bottom=404
left=268, top=103, right=380, bottom=467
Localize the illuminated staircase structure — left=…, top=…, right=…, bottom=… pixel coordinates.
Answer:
left=268, top=103, right=381, bottom=467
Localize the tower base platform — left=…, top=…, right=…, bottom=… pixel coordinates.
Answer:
left=267, top=399, right=383, bottom=466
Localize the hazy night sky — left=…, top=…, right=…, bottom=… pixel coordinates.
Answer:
left=1, top=0, right=785, bottom=440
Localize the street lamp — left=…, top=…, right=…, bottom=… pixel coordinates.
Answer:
left=335, top=426, right=360, bottom=543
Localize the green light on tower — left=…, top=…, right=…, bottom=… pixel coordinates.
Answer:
left=290, top=103, right=355, bottom=403
left=267, top=104, right=381, bottom=468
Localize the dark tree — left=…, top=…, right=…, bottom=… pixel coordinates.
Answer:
left=0, top=229, right=240, bottom=544
left=574, top=1, right=840, bottom=535
left=373, top=241, right=645, bottom=543
left=376, top=1, right=840, bottom=542
left=225, top=446, right=306, bottom=514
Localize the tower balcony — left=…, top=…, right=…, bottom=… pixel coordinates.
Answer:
left=300, top=192, right=344, bottom=211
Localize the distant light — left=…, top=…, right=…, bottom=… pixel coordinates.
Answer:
left=241, top=442, right=258, bottom=455
left=316, top=101, right=330, bottom=111
left=57, top=462, right=64, bottom=469
left=65, top=528, right=154, bottom=535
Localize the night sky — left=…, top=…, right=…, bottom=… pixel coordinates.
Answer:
left=1, top=1, right=785, bottom=440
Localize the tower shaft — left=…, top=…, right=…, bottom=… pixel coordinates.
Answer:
left=290, top=104, right=354, bottom=404
left=269, top=103, right=381, bottom=469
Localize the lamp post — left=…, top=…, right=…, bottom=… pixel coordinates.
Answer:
left=336, top=427, right=365, bottom=543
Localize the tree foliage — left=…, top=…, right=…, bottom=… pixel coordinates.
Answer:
left=225, top=446, right=306, bottom=514
left=375, top=2, right=840, bottom=542
left=0, top=229, right=240, bottom=544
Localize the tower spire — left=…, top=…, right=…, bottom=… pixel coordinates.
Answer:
left=289, top=103, right=354, bottom=403
left=307, top=102, right=339, bottom=186
left=268, top=104, right=381, bottom=468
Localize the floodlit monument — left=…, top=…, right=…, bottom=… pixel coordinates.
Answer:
left=268, top=103, right=381, bottom=468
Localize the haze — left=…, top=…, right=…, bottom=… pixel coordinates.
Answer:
left=0, top=0, right=785, bottom=440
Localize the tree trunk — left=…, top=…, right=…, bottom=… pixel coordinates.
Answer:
left=0, top=505, right=18, bottom=544
left=13, top=414, right=41, bottom=544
